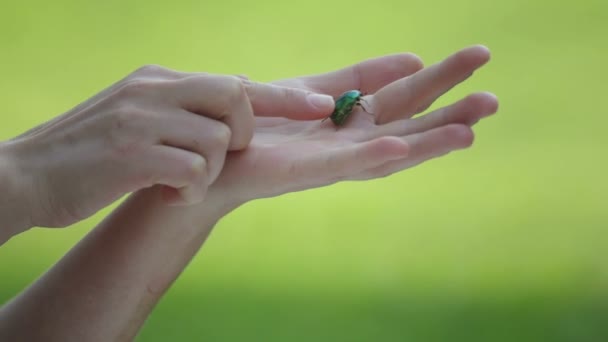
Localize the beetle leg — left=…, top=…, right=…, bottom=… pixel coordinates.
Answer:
left=359, top=99, right=374, bottom=115
left=357, top=101, right=373, bottom=115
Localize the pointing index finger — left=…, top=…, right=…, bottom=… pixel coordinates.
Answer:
left=242, top=80, right=335, bottom=120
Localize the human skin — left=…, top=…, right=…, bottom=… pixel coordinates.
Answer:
left=0, top=70, right=336, bottom=243
left=0, top=45, right=498, bottom=341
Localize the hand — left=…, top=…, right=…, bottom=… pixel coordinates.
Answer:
left=0, top=66, right=336, bottom=228
left=206, top=45, right=498, bottom=206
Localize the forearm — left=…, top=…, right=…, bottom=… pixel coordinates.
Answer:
left=0, top=142, right=33, bottom=245
left=0, top=185, right=240, bottom=341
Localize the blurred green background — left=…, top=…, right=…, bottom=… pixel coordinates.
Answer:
left=1, top=0, right=607, bottom=341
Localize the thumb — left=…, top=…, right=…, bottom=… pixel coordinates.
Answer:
left=243, top=80, right=335, bottom=120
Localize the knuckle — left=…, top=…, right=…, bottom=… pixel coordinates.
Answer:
left=434, top=106, right=452, bottom=124
left=129, top=64, right=190, bottom=83
left=224, top=75, right=247, bottom=102
left=445, top=125, right=474, bottom=146
left=113, top=105, right=147, bottom=132
left=443, top=124, right=462, bottom=138
left=281, top=87, right=298, bottom=103
left=132, top=64, right=166, bottom=77
left=116, top=79, right=157, bottom=97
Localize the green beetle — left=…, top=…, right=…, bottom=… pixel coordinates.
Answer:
left=323, top=90, right=371, bottom=126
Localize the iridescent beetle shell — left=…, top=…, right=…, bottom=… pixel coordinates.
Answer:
left=328, top=90, right=363, bottom=126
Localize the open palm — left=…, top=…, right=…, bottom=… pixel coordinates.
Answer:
left=211, top=46, right=499, bottom=203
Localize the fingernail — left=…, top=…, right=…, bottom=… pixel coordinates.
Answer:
left=307, top=94, right=334, bottom=110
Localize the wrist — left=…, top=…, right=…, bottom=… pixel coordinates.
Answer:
left=117, top=185, right=245, bottom=238
left=0, top=141, right=33, bottom=241
left=204, top=186, right=247, bottom=218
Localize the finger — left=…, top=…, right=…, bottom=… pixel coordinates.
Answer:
left=353, top=124, right=474, bottom=181
left=125, top=145, right=209, bottom=205
left=286, top=136, right=409, bottom=186
left=172, top=74, right=336, bottom=118
left=373, top=45, right=491, bottom=124
left=363, top=92, right=498, bottom=140
left=168, top=74, right=255, bottom=150
left=274, top=53, right=424, bottom=97
left=169, top=75, right=336, bottom=148
left=154, top=110, right=231, bottom=186
left=242, top=79, right=335, bottom=119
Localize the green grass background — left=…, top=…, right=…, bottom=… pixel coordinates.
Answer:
left=1, top=0, right=607, bottom=341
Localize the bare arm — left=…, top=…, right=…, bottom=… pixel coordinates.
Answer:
left=0, top=45, right=496, bottom=341
left=0, top=144, right=32, bottom=245
left=0, top=186, right=239, bottom=341
left=0, top=66, right=333, bottom=245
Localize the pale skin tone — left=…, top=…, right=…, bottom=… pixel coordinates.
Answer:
left=0, top=45, right=498, bottom=341
left=0, top=69, right=336, bottom=241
